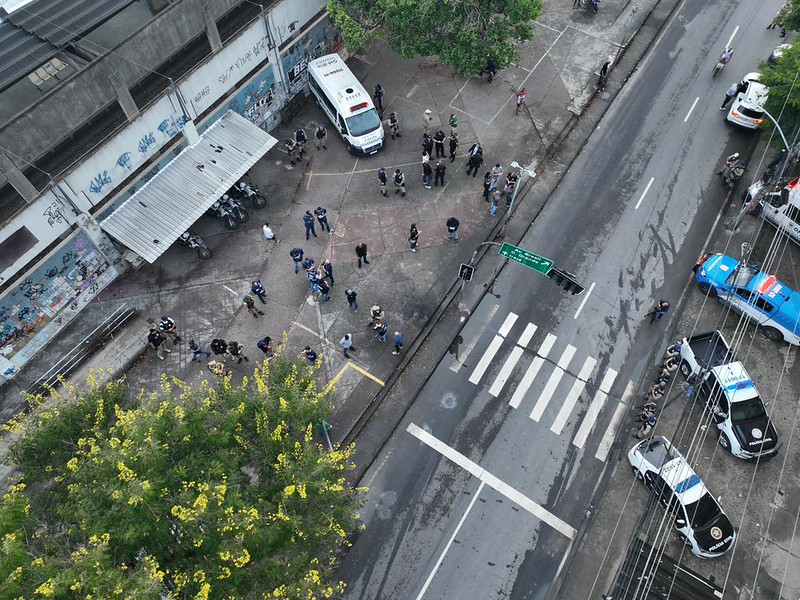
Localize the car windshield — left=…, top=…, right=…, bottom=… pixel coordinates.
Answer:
left=346, top=109, right=381, bottom=137
left=684, top=493, right=721, bottom=529
left=725, top=264, right=757, bottom=288
left=641, top=438, right=678, bottom=467
left=731, top=397, right=767, bottom=421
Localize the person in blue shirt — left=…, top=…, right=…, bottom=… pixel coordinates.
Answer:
left=303, top=211, right=317, bottom=240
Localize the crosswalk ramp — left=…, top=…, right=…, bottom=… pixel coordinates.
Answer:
left=460, top=309, right=630, bottom=462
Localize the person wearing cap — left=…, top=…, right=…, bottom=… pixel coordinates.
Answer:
left=394, top=168, right=406, bottom=197
left=423, top=109, right=433, bottom=134
left=634, top=414, right=657, bottom=438
left=389, top=112, right=401, bottom=139
left=315, top=123, right=327, bottom=150
left=285, top=137, right=298, bottom=164
left=378, top=167, right=388, bottom=197
left=718, top=152, right=739, bottom=184
left=374, top=83, right=384, bottom=114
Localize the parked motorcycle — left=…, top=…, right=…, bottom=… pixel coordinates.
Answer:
left=220, top=194, right=249, bottom=224
left=177, top=231, right=212, bottom=260
left=208, top=199, right=239, bottom=230
left=234, top=179, right=267, bottom=209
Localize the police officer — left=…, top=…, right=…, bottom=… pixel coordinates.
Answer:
left=374, top=83, right=385, bottom=114
left=389, top=112, right=401, bottom=139
left=285, top=137, right=298, bottom=165
left=315, top=123, right=327, bottom=150
left=294, top=128, right=308, bottom=159
left=378, top=167, right=388, bottom=197
left=148, top=327, right=171, bottom=360
left=433, top=130, right=446, bottom=158
left=158, top=316, right=181, bottom=344
left=394, top=168, right=406, bottom=197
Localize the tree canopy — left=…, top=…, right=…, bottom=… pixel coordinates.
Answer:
left=759, top=41, right=800, bottom=144
left=327, top=0, right=543, bottom=75
left=0, top=359, right=361, bottom=599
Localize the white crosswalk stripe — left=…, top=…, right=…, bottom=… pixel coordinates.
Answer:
left=489, top=347, right=524, bottom=397
left=572, top=368, right=619, bottom=449
left=530, top=345, right=576, bottom=422
left=509, top=333, right=555, bottom=409
left=551, top=356, right=597, bottom=435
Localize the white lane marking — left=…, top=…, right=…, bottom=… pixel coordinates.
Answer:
left=518, top=323, right=537, bottom=347
left=469, top=335, right=504, bottom=384
left=550, top=356, right=597, bottom=434
left=572, top=369, right=619, bottom=449
left=573, top=282, right=595, bottom=319
left=683, top=97, right=699, bottom=123
left=450, top=304, right=500, bottom=372
left=295, top=322, right=323, bottom=339
left=726, top=26, right=739, bottom=48
left=594, top=379, right=635, bottom=461
left=509, top=333, right=557, bottom=409
left=223, top=285, right=239, bottom=296
left=489, top=347, right=524, bottom=397
left=407, top=423, right=577, bottom=539
left=414, top=480, right=486, bottom=600
left=498, top=312, right=519, bottom=337
left=635, top=176, right=655, bottom=210
left=530, top=345, right=577, bottom=422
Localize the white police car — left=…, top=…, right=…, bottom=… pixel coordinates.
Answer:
left=628, top=436, right=736, bottom=558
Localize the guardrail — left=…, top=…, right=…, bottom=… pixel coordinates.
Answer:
left=26, top=304, right=135, bottom=397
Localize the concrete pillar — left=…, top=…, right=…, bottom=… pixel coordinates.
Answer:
left=202, top=3, right=222, bottom=54
left=108, top=71, right=140, bottom=121
left=0, top=152, right=39, bottom=202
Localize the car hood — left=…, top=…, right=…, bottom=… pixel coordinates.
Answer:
left=732, top=418, right=778, bottom=453
left=694, top=513, right=736, bottom=556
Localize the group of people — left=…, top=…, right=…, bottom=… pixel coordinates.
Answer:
left=717, top=152, right=747, bottom=188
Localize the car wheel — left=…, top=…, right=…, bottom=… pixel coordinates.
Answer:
left=679, top=360, right=691, bottom=379
left=698, top=282, right=717, bottom=297
left=718, top=432, right=731, bottom=451
left=631, top=467, right=644, bottom=481
left=762, top=326, right=783, bottom=342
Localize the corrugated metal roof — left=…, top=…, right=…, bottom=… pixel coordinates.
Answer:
left=0, top=21, right=57, bottom=92
left=100, top=111, right=277, bottom=263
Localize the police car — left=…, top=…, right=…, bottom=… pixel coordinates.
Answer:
left=694, top=253, right=800, bottom=346
left=628, top=436, right=736, bottom=559
left=697, top=362, right=779, bottom=461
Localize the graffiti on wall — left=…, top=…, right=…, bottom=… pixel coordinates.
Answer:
left=218, top=34, right=271, bottom=86
left=281, top=17, right=341, bottom=95
left=225, top=69, right=277, bottom=127
left=0, top=231, right=113, bottom=378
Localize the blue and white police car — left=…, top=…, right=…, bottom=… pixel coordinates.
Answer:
left=628, top=436, right=736, bottom=558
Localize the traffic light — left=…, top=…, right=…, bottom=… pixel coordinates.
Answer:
left=547, top=267, right=584, bottom=295
left=459, top=263, right=475, bottom=281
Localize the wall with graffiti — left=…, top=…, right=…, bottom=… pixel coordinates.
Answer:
left=281, top=15, right=341, bottom=96
left=0, top=229, right=119, bottom=381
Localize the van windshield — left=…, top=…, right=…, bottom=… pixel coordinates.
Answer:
left=346, top=109, right=381, bottom=137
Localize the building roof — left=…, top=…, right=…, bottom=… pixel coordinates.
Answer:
left=0, top=0, right=136, bottom=92
left=100, top=111, right=278, bottom=264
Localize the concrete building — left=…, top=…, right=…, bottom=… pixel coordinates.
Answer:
left=0, top=0, right=340, bottom=384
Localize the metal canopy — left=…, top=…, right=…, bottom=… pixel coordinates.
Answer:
left=100, top=111, right=277, bottom=263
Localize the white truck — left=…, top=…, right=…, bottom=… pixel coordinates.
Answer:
left=678, top=331, right=779, bottom=461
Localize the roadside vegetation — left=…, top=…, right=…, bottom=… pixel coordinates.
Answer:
left=0, top=358, right=362, bottom=599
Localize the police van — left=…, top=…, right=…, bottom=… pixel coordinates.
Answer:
left=757, top=178, right=800, bottom=247
left=694, top=253, right=800, bottom=345
left=307, top=54, right=384, bottom=155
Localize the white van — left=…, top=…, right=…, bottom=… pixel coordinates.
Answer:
left=307, top=54, right=384, bottom=155
left=759, top=180, right=800, bottom=246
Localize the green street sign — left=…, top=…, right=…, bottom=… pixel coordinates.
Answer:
left=499, top=242, right=553, bottom=275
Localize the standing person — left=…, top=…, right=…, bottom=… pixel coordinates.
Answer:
left=720, top=82, right=739, bottom=110
left=368, top=305, right=385, bottom=327
left=449, top=113, right=458, bottom=129
left=466, top=142, right=483, bottom=177
left=318, top=278, right=331, bottom=302
left=188, top=339, right=211, bottom=362
left=449, top=131, right=459, bottom=163
left=433, top=130, right=446, bottom=158
left=422, top=161, right=433, bottom=189
left=378, top=167, right=388, bottom=197
left=389, top=112, right=401, bottom=139
left=315, top=123, right=327, bottom=150
left=299, top=346, right=318, bottom=366
left=374, top=83, right=385, bottom=114
left=321, top=259, right=334, bottom=286
left=355, top=243, right=369, bottom=268
left=303, top=211, right=317, bottom=240
left=251, top=279, right=267, bottom=304
left=285, top=137, right=299, bottom=164
left=301, top=256, right=315, bottom=272
left=490, top=191, right=500, bottom=215
left=515, top=88, right=527, bottom=114
left=373, top=321, right=388, bottom=342
left=148, top=327, right=171, bottom=360
left=394, top=169, right=406, bottom=197
left=158, top=316, right=181, bottom=344
left=421, top=149, right=431, bottom=166
left=434, top=161, right=446, bottom=187
left=482, top=171, right=493, bottom=201
left=421, top=134, right=434, bottom=156
left=314, top=206, right=332, bottom=234
left=210, top=338, right=228, bottom=361
left=423, top=109, right=433, bottom=134
left=294, top=128, right=308, bottom=159
left=446, top=216, right=460, bottom=241
left=392, top=331, right=404, bottom=355
left=307, top=269, right=321, bottom=295
left=262, top=222, right=279, bottom=246
left=408, top=223, right=420, bottom=252
left=345, top=288, right=359, bottom=311
left=340, top=333, right=356, bottom=358
left=243, top=294, right=264, bottom=318
left=504, top=171, right=519, bottom=201
left=646, top=300, right=671, bottom=323
left=289, top=247, right=304, bottom=274
left=490, top=163, right=504, bottom=190
left=227, top=340, right=249, bottom=364
left=257, top=336, right=275, bottom=358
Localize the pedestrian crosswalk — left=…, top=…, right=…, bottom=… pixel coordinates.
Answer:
left=462, top=308, right=628, bottom=462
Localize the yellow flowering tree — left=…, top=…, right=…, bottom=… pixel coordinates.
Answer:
left=1, top=358, right=360, bottom=599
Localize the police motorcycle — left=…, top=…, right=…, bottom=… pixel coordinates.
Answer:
left=177, top=231, right=212, bottom=260
left=220, top=193, right=249, bottom=224
left=207, top=197, right=240, bottom=230
left=232, top=178, right=267, bottom=209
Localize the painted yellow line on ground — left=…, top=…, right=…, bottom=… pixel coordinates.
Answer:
left=323, top=362, right=385, bottom=392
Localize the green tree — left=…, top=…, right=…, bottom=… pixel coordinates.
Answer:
left=327, top=0, right=542, bottom=74
left=759, top=40, right=800, bottom=143
left=0, top=359, right=362, bottom=600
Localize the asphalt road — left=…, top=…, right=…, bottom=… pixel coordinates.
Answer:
left=337, top=0, right=786, bottom=598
